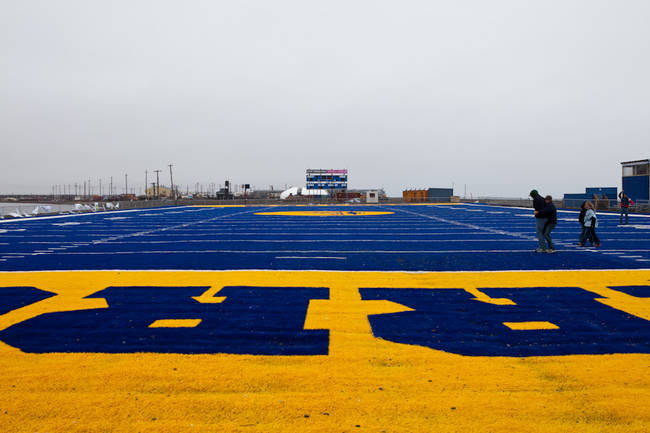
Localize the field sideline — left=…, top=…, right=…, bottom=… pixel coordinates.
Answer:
left=1, top=203, right=649, bottom=432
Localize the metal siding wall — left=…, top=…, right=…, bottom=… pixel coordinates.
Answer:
left=564, top=193, right=589, bottom=200
left=585, top=187, right=618, bottom=197
left=622, top=176, right=650, bottom=200
left=427, top=188, right=453, bottom=199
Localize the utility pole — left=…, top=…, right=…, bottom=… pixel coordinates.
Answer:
left=125, top=173, right=128, bottom=196
left=99, top=178, right=102, bottom=197
left=168, top=164, right=175, bottom=201
left=110, top=176, right=113, bottom=197
left=145, top=170, right=148, bottom=199
left=154, top=169, right=161, bottom=200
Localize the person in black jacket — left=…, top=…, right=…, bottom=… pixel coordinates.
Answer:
left=530, top=189, right=547, bottom=252
left=577, top=201, right=588, bottom=246
left=535, top=195, right=557, bottom=253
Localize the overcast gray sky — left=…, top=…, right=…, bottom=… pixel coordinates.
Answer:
left=2, top=0, right=649, bottom=197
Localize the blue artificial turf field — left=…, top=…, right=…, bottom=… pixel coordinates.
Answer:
left=2, top=203, right=650, bottom=433
left=1, top=203, right=649, bottom=272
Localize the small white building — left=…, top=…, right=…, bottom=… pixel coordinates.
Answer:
left=366, top=190, right=379, bottom=203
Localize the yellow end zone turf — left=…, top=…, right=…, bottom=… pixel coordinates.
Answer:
left=0, top=270, right=649, bottom=432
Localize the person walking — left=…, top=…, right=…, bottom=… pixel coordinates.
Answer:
left=530, top=189, right=547, bottom=252
left=584, top=201, right=601, bottom=247
left=618, top=191, right=634, bottom=225
left=536, top=195, right=558, bottom=253
left=577, top=201, right=589, bottom=246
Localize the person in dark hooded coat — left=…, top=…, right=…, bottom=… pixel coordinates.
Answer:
left=530, top=189, right=547, bottom=252
left=536, top=195, right=557, bottom=253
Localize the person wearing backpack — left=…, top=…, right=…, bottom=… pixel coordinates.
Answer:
left=618, top=191, right=634, bottom=225
left=583, top=201, right=601, bottom=247
left=530, top=189, right=547, bottom=252
left=577, top=201, right=589, bottom=246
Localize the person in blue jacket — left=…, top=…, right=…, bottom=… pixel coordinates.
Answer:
left=584, top=201, right=601, bottom=247
left=535, top=195, right=558, bottom=253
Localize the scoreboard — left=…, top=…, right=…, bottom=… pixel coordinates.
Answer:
left=306, top=168, right=348, bottom=190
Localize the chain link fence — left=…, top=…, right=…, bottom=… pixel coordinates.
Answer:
left=563, top=198, right=650, bottom=212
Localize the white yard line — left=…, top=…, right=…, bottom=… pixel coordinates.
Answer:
left=382, top=206, right=536, bottom=240
left=88, top=207, right=270, bottom=245
left=73, top=238, right=650, bottom=244
left=465, top=202, right=650, bottom=218
left=2, top=268, right=649, bottom=274
left=382, top=205, right=650, bottom=259
left=0, top=207, right=271, bottom=262
left=275, top=256, right=347, bottom=260
left=32, top=249, right=607, bottom=255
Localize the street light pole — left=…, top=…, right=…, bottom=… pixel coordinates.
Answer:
left=154, top=170, right=161, bottom=200
left=168, top=164, right=175, bottom=201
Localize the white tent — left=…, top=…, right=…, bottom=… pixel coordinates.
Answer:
left=280, top=187, right=329, bottom=200
left=31, top=205, right=52, bottom=215
left=280, top=187, right=300, bottom=199
left=74, top=203, right=92, bottom=211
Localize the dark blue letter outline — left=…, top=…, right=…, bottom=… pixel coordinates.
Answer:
left=360, top=286, right=650, bottom=356
left=0, top=285, right=329, bottom=355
